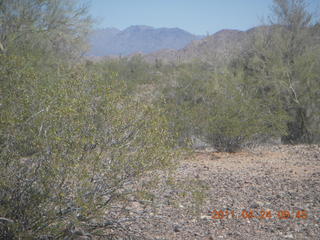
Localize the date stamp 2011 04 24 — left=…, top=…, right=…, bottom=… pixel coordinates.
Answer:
left=211, top=209, right=308, bottom=220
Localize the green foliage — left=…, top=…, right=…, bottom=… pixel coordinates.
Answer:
left=162, top=63, right=289, bottom=152
left=87, top=56, right=159, bottom=93
left=0, top=0, right=92, bottom=59
left=1, top=1, right=319, bottom=238
left=238, top=0, right=320, bottom=143
left=0, top=54, right=175, bottom=238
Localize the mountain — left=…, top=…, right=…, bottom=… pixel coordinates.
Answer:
left=87, top=25, right=202, bottom=56
left=143, top=28, right=253, bottom=66
left=88, top=28, right=121, bottom=56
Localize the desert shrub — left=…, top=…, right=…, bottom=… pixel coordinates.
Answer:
left=89, top=56, right=159, bottom=94
left=0, top=54, right=175, bottom=238
left=0, top=0, right=92, bottom=60
left=236, top=0, right=320, bottom=144
left=162, top=63, right=289, bottom=152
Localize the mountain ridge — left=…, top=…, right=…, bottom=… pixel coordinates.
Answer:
left=142, top=28, right=250, bottom=66
left=87, top=25, right=203, bottom=56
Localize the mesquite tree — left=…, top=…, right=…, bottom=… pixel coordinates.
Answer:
left=240, top=0, right=320, bottom=143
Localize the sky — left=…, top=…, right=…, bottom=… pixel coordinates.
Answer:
left=89, top=0, right=320, bottom=35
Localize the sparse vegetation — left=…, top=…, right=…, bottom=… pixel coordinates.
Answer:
left=1, top=0, right=319, bottom=239
left=161, top=63, right=289, bottom=152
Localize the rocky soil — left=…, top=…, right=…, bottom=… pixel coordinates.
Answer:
left=103, top=144, right=320, bottom=240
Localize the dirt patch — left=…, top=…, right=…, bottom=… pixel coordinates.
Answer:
left=102, top=144, right=320, bottom=240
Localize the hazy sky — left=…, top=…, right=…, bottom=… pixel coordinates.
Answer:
left=89, top=0, right=320, bottom=35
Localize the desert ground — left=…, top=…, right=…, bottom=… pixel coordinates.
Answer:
left=105, top=144, right=319, bottom=240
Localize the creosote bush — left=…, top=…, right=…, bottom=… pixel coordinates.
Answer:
left=162, top=63, right=289, bottom=152
left=0, top=54, right=175, bottom=238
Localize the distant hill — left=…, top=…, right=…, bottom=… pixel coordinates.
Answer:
left=87, top=25, right=203, bottom=56
left=143, top=26, right=319, bottom=67
left=143, top=28, right=254, bottom=67
left=88, top=28, right=121, bottom=56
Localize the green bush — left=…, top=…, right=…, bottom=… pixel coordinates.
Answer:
left=0, top=54, right=175, bottom=238
left=162, top=63, right=289, bottom=152
left=236, top=0, right=320, bottom=143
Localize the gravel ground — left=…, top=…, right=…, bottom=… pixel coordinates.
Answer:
left=103, top=144, right=320, bottom=240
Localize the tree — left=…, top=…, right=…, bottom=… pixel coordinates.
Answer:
left=0, top=0, right=92, bottom=59
left=240, top=0, right=320, bottom=143
left=162, top=62, right=288, bottom=152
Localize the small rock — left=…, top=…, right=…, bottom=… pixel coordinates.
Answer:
left=173, top=225, right=181, bottom=232
left=284, top=233, right=294, bottom=238
left=201, top=215, right=212, bottom=220
left=250, top=202, right=261, bottom=208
